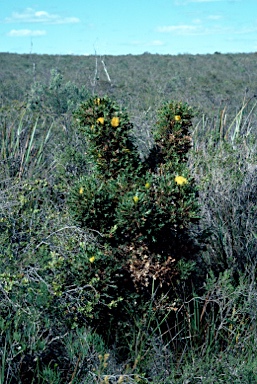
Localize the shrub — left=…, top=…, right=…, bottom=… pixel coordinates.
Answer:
left=68, top=96, right=201, bottom=347
left=27, top=69, right=89, bottom=116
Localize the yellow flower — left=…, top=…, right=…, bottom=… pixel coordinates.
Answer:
left=174, top=115, right=181, bottom=121
left=111, top=116, right=120, bottom=127
left=133, top=196, right=139, bottom=203
left=104, top=353, right=110, bottom=362
left=175, top=176, right=188, bottom=186
left=89, top=256, right=95, bottom=263
left=94, top=98, right=101, bottom=105
left=145, top=182, right=151, bottom=189
left=79, top=187, right=84, bottom=195
left=97, top=117, right=104, bottom=124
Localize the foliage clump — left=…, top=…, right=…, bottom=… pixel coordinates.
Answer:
left=68, top=96, right=200, bottom=339
left=151, top=100, right=194, bottom=169
left=74, top=96, right=143, bottom=178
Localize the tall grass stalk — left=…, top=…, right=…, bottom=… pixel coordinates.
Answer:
left=0, top=109, right=53, bottom=180
left=225, top=95, right=257, bottom=145
left=192, top=95, right=257, bottom=152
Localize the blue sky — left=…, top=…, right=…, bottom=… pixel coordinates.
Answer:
left=1, top=0, right=257, bottom=55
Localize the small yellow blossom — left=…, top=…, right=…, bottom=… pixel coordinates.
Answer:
left=89, top=256, right=95, bottom=263
left=79, top=187, right=84, bottom=195
left=94, top=98, right=101, bottom=105
left=97, top=117, right=104, bottom=124
left=174, top=115, right=181, bottom=121
left=145, top=182, right=151, bottom=189
left=111, top=116, right=120, bottom=127
left=104, top=353, right=110, bottom=362
left=175, top=175, right=188, bottom=186
left=133, top=196, right=139, bottom=203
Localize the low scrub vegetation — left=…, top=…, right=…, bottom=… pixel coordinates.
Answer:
left=1, top=54, right=257, bottom=383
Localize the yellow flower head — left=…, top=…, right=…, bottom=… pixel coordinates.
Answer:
left=111, top=116, right=120, bottom=127
left=145, top=182, right=151, bottom=189
left=104, top=353, right=110, bottom=362
left=97, top=117, right=104, bottom=125
left=79, top=187, right=84, bottom=195
left=94, top=98, right=101, bottom=105
left=175, top=175, right=188, bottom=186
left=174, top=115, right=181, bottom=121
left=89, top=256, right=95, bottom=263
left=133, top=195, right=139, bottom=203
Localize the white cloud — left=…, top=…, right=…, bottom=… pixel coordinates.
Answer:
left=156, top=23, right=257, bottom=37
left=7, top=29, right=46, bottom=37
left=157, top=25, right=198, bottom=34
left=5, top=8, right=80, bottom=24
left=151, top=40, right=165, bottom=46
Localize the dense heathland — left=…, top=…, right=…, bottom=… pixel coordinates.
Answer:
left=1, top=52, right=257, bottom=383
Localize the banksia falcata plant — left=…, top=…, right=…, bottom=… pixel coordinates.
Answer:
left=69, top=96, right=200, bottom=306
